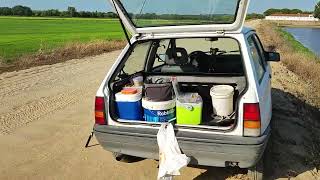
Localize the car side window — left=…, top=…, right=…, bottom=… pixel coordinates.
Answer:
left=248, top=35, right=266, bottom=83
left=252, top=35, right=267, bottom=67
left=123, top=41, right=151, bottom=75
left=153, top=39, right=170, bottom=68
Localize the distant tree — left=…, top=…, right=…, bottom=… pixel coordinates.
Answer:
left=12, top=5, right=32, bottom=16
left=291, top=9, right=304, bottom=14
left=264, top=8, right=278, bottom=16
left=67, top=6, right=77, bottom=17
left=0, top=7, right=13, bottom=15
left=92, top=11, right=98, bottom=18
left=41, top=9, right=60, bottom=17
left=315, top=2, right=320, bottom=19
left=264, top=8, right=310, bottom=16
left=246, top=13, right=265, bottom=20
left=105, top=12, right=117, bottom=18
left=60, top=11, right=69, bottom=17
left=78, top=11, right=87, bottom=18
left=33, top=10, right=42, bottom=16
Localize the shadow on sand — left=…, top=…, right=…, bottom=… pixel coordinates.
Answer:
left=108, top=88, right=320, bottom=179
left=192, top=88, right=320, bottom=179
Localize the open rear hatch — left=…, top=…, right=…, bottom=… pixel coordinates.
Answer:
left=110, top=0, right=250, bottom=35
left=107, top=0, right=250, bottom=130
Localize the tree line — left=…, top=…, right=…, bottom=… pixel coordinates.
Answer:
left=0, top=5, right=265, bottom=21
left=263, top=8, right=314, bottom=16
left=0, top=5, right=319, bottom=20
left=0, top=5, right=118, bottom=18
left=246, top=13, right=265, bottom=20
left=263, top=6, right=320, bottom=19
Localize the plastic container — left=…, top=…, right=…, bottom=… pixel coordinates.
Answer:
left=210, top=85, right=234, bottom=117
left=132, top=76, right=144, bottom=87
left=142, top=99, right=176, bottom=123
left=176, top=93, right=203, bottom=125
left=115, top=89, right=143, bottom=120
left=121, top=88, right=138, bottom=95
left=123, top=86, right=143, bottom=94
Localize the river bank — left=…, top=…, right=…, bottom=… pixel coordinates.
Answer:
left=249, top=20, right=320, bottom=179
left=268, top=20, right=320, bottom=57
left=283, top=27, right=320, bottom=57
left=273, top=20, right=320, bottom=28
left=277, top=28, right=318, bottom=59
left=257, top=21, right=320, bottom=107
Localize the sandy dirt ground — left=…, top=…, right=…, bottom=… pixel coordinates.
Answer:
left=0, top=21, right=319, bottom=180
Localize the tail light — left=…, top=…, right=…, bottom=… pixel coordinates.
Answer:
left=95, top=97, right=106, bottom=125
left=243, top=103, right=261, bottom=137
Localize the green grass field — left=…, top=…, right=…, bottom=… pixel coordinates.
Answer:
left=0, top=16, right=238, bottom=63
left=0, top=16, right=124, bottom=62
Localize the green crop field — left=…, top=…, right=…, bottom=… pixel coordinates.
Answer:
left=0, top=16, right=124, bottom=62
left=0, top=16, right=233, bottom=63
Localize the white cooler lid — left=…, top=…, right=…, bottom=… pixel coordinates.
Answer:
left=142, top=98, right=176, bottom=110
left=115, top=91, right=142, bottom=102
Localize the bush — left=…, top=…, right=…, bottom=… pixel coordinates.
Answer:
left=315, top=2, right=320, bottom=19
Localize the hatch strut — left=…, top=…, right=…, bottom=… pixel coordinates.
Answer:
left=111, top=0, right=132, bottom=46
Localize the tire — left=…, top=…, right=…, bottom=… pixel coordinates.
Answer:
left=248, top=130, right=273, bottom=180
left=112, top=152, right=144, bottom=163
left=248, top=155, right=264, bottom=180
left=112, top=152, right=126, bottom=161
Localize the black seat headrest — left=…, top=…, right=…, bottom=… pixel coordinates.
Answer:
left=165, top=47, right=188, bottom=65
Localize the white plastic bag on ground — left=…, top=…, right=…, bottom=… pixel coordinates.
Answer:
left=157, top=123, right=190, bottom=180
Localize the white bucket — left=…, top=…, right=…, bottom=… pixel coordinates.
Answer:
left=210, top=85, right=234, bottom=117
left=142, top=99, right=176, bottom=122
left=142, top=99, right=176, bottom=110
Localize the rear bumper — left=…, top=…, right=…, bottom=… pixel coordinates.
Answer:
left=94, top=125, right=270, bottom=168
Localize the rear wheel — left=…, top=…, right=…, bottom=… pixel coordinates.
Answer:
left=112, top=152, right=144, bottom=163
left=248, top=130, right=273, bottom=180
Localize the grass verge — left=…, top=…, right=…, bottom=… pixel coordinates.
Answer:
left=257, top=21, right=320, bottom=107
left=275, top=20, right=320, bottom=28
left=0, top=40, right=126, bottom=74
left=257, top=21, right=320, bottom=170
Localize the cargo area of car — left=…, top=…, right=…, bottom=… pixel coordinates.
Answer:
left=106, top=37, right=247, bottom=130
left=108, top=71, right=247, bottom=129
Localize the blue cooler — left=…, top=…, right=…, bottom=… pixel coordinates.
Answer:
left=115, top=89, right=143, bottom=120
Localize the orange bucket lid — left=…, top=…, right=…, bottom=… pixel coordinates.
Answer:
left=121, top=88, right=138, bottom=95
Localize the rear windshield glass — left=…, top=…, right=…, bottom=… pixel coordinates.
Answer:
left=119, top=38, right=243, bottom=76
left=119, top=0, right=241, bottom=28
left=152, top=38, right=242, bottom=75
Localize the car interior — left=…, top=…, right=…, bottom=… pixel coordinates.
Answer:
left=148, top=38, right=244, bottom=75
left=109, top=37, right=247, bottom=128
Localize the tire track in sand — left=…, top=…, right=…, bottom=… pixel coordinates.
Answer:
left=0, top=83, right=93, bottom=135
left=0, top=51, right=118, bottom=135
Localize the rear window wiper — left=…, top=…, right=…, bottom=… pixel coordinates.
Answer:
left=217, top=50, right=240, bottom=55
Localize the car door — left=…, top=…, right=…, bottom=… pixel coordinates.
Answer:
left=247, top=34, right=272, bottom=135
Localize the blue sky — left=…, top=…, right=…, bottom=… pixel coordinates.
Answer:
left=0, top=0, right=319, bottom=13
